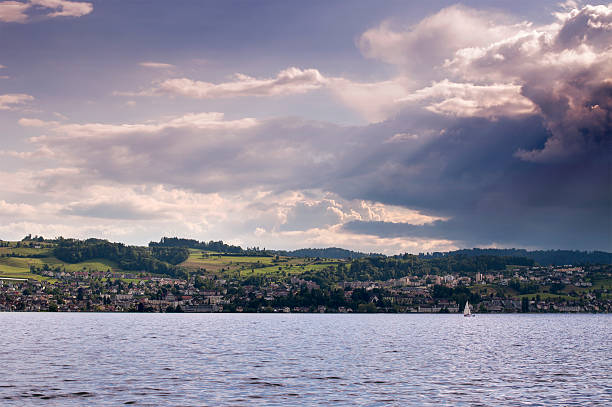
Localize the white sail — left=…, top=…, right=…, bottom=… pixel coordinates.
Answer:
left=463, top=300, right=471, bottom=316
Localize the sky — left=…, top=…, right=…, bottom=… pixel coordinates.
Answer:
left=0, top=0, right=610, bottom=254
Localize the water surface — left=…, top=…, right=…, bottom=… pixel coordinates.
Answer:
left=1, top=313, right=610, bottom=406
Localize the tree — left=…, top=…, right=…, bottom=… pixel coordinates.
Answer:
left=521, top=297, right=529, bottom=313
left=357, top=303, right=377, bottom=313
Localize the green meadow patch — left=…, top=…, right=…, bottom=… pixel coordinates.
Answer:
left=178, top=248, right=341, bottom=279
left=180, top=249, right=275, bottom=273
left=0, top=247, right=52, bottom=256
left=0, top=250, right=120, bottom=282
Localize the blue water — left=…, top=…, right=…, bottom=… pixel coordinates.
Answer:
left=0, top=313, right=610, bottom=406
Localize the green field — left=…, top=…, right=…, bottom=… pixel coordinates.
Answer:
left=0, top=246, right=53, bottom=256
left=180, top=249, right=273, bottom=272
left=0, top=263, right=49, bottom=281
left=1, top=244, right=341, bottom=282
left=0, top=245, right=119, bottom=282
left=241, top=262, right=336, bottom=277
left=178, top=249, right=340, bottom=278
left=0, top=246, right=53, bottom=280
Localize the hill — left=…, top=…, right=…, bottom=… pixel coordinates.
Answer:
left=0, top=237, right=189, bottom=281
left=3, top=236, right=611, bottom=286
left=149, top=237, right=267, bottom=256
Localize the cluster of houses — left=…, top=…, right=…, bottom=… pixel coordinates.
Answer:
left=0, top=277, right=226, bottom=312
left=0, top=264, right=610, bottom=313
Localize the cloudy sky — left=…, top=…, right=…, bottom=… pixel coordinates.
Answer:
left=0, top=0, right=610, bottom=253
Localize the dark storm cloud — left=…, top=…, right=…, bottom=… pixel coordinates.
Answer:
left=340, top=116, right=611, bottom=250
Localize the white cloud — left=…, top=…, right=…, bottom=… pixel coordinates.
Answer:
left=357, top=3, right=612, bottom=160
left=52, top=111, right=68, bottom=120
left=0, top=200, right=38, bottom=217
left=139, top=61, right=176, bottom=69
left=0, top=146, right=55, bottom=159
left=119, top=66, right=411, bottom=123
left=385, top=133, right=419, bottom=143
left=327, top=78, right=409, bottom=123
left=0, top=221, right=137, bottom=241
left=0, top=0, right=92, bottom=23
left=18, top=117, right=53, bottom=126
left=20, top=111, right=258, bottom=139
left=276, top=192, right=444, bottom=232
left=0, top=1, right=29, bottom=22
left=114, top=4, right=586, bottom=126
left=443, top=4, right=612, bottom=161
left=0, top=167, right=84, bottom=195
left=0, top=93, right=33, bottom=110
left=398, top=80, right=536, bottom=118
left=355, top=200, right=445, bottom=225
left=0, top=178, right=452, bottom=253
left=132, top=67, right=328, bottom=99
left=17, top=112, right=341, bottom=194
left=358, top=5, right=529, bottom=81
left=252, top=225, right=458, bottom=255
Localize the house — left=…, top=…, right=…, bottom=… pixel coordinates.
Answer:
left=418, top=306, right=441, bottom=313
left=184, top=304, right=213, bottom=312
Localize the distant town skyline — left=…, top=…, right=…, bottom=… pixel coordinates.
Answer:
left=0, top=0, right=610, bottom=253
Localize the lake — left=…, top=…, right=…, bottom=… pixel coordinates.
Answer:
left=0, top=313, right=610, bottom=406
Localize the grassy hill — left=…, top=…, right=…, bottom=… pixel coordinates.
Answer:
left=0, top=244, right=118, bottom=281
left=0, top=241, right=343, bottom=283
left=4, top=237, right=610, bottom=289
left=178, top=248, right=342, bottom=279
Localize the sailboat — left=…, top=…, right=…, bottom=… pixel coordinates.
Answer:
left=464, top=300, right=475, bottom=317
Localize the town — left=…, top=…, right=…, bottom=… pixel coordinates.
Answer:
left=1, top=244, right=610, bottom=313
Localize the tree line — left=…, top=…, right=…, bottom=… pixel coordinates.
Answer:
left=149, top=237, right=267, bottom=255
left=419, top=248, right=612, bottom=266
left=53, top=238, right=188, bottom=278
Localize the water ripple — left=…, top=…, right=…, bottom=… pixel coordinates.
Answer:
left=0, top=313, right=610, bottom=406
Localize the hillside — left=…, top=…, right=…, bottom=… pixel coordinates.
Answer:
left=149, top=237, right=259, bottom=255
left=0, top=238, right=188, bottom=281
left=0, top=238, right=343, bottom=283
left=150, top=237, right=371, bottom=259
left=0, top=244, right=118, bottom=281
left=2, top=236, right=611, bottom=286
